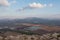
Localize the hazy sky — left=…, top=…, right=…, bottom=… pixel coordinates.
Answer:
left=0, top=0, right=60, bottom=19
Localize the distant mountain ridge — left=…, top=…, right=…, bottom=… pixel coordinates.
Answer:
left=0, top=17, right=60, bottom=26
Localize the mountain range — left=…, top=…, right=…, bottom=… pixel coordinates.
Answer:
left=0, top=17, right=60, bottom=34
left=0, top=17, right=60, bottom=26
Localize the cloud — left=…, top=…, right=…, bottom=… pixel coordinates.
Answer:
left=17, top=2, right=46, bottom=11
left=0, top=0, right=16, bottom=7
left=0, top=0, right=10, bottom=6
left=29, top=2, right=45, bottom=8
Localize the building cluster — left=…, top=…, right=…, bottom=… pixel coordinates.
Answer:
left=0, top=33, right=60, bottom=40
